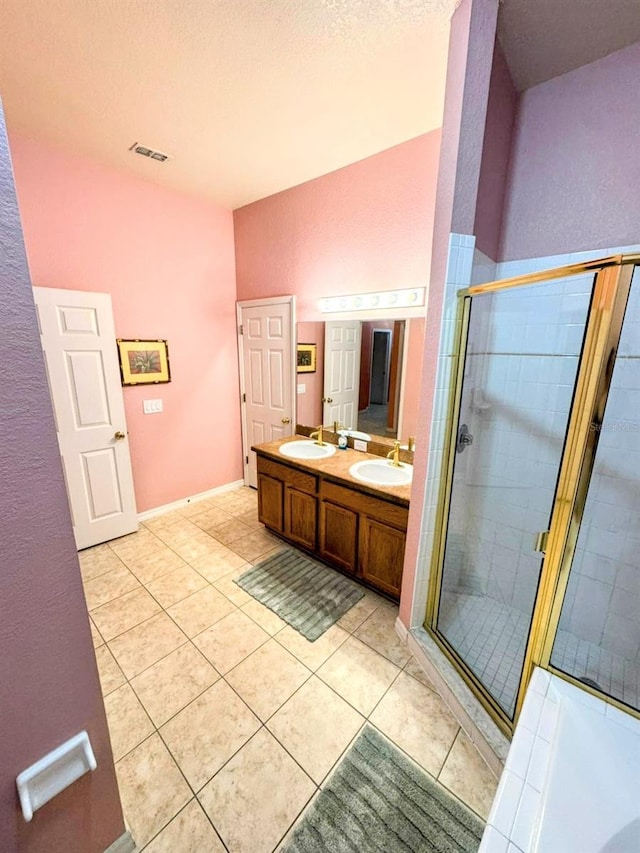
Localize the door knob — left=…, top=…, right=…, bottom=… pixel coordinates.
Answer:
left=114, top=430, right=126, bottom=440
left=322, top=397, right=333, bottom=404
left=281, top=417, right=291, bottom=425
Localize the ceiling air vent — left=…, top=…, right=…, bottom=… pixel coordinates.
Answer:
left=129, top=142, right=171, bottom=163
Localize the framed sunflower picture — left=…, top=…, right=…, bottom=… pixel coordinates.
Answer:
left=117, top=339, right=171, bottom=386
left=297, top=343, right=317, bottom=373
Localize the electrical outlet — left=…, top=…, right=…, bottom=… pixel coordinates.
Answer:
left=354, top=439, right=368, bottom=452
left=297, top=383, right=306, bottom=394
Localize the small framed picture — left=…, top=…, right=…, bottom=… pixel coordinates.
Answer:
left=297, top=343, right=317, bottom=373
left=117, top=339, right=171, bottom=386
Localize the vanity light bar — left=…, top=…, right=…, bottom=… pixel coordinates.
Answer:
left=320, top=288, right=426, bottom=314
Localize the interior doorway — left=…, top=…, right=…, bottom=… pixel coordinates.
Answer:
left=370, top=329, right=391, bottom=404
left=237, top=296, right=296, bottom=488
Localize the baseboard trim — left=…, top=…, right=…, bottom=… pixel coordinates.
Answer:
left=394, top=615, right=409, bottom=644
left=104, top=830, right=136, bottom=853
left=137, top=480, right=246, bottom=522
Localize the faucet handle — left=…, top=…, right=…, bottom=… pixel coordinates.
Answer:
left=386, top=440, right=401, bottom=466
left=310, top=424, right=325, bottom=446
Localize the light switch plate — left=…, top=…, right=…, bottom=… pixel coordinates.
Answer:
left=143, top=399, right=163, bottom=414
left=297, top=384, right=306, bottom=393
left=354, top=439, right=368, bottom=452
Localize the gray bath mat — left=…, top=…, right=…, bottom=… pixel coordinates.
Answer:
left=234, top=548, right=364, bottom=641
left=281, top=726, right=484, bottom=853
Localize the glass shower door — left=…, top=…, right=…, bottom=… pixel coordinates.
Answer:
left=550, top=266, right=640, bottom=712
left=433, top=274, right=594, bottom=719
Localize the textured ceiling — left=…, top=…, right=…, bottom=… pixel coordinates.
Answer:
left=498, top=0, right=640, bottom=91
left=0, top=0, right=456, bottom=208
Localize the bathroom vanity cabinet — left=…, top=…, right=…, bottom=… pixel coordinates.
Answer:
left=254, top=444, right=409, bottom=599
left=257, top=456, right=318, bottom=551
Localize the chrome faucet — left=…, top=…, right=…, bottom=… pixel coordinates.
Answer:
left=310, top=424, right=325, bottom=446
left=387, top=440, right=401, bottom=467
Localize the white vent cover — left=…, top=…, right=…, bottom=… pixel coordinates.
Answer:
left=129, top=142, right=172, bottom=163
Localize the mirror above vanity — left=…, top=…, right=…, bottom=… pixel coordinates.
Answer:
left=296, top=316, right=425, bottom=447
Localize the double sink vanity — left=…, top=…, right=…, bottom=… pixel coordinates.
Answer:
left=253, top=433, right=413, bottom=599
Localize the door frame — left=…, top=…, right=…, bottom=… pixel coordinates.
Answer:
left=236, top=295, right=296, bottom=486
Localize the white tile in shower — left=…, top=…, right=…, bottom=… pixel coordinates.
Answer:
left=537, top=698, right=560, bottom=742
left=488, top=769, right=524, bottom=840
left=525, top=737, right=550, bottom=793
left=479, top=825, right=510, bottom=853
left=511, top=783, right=540, bottom=853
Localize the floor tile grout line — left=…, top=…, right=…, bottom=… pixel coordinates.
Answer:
left=90, top=489, right=492, bottom=845
left=96, top=547, right=259, bottom=651
left=137, top=796, right=230, bottom=853
left=436, top=724, right=462, bottom=782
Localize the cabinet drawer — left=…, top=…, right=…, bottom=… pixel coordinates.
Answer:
left=321, top=481, right=408, bottom=530
left=257, top=456, right=317, bottom=495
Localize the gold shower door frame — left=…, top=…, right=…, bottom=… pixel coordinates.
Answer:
left=425, top=253, right=639, bottom=735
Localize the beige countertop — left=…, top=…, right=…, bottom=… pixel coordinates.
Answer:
left=252, top=436, right=412, bottom=506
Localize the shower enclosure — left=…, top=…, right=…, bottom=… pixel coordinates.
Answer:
left=426, top=254, right=640, bottom=733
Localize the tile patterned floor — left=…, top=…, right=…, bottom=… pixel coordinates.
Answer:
left=82, top=487, right=497, bottom=852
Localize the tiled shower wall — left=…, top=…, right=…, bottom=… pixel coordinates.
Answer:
left=411, top=233, right=476, bottom=623
left=555, top=269, right=640, bottom=663
left=450, top=273, right=592, bottom=615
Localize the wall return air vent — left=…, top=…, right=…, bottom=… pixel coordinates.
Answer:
left=129, top=142, right=171, bottom=163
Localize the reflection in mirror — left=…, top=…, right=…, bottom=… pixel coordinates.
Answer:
left=296, top=317, right=424, bottom=444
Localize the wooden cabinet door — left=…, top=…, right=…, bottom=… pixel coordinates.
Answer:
left=319, top=500, right=358, bottom=574
left=285, top=487, right=317, bottom=551
left=257, top=473, right=284, bottom=532
left=359, top=516, right=406, bottom=597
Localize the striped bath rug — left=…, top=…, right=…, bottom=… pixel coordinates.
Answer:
left=281, top=726, right=484, bottom=853
left=234, top=548, right=364, bottom=641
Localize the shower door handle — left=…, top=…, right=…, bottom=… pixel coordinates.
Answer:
left=456, top=424, right=473, bottom=453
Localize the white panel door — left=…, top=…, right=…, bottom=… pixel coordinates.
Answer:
left=238, top=297, right=295, bottom=488
left=34, top=287, right=138, bottom=549
left=323, top=320, right=362, bottom=429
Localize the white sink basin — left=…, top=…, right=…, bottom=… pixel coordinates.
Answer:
left=279, top=440, right=336, bottom=460
left=349, top=458, right=413, bottom=487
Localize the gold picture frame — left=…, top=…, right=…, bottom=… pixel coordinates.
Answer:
left=117, top=339, right=171, bottom=386
left=297, top=343, right=317, bottom=373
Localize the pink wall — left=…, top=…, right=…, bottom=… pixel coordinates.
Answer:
left=500, top=41, right=640, bottom=261
left=234, top=133, right=441, bottom=321
left=450, top=0, right=501, bottom=236
left=474, top=42, right=518, bottom=260
left=401, top=317, right=425, bottom=440
left=0, top=104, right=124, bottom=853
left=10, top=134, right=241, bottom=513
left=400, top=0, right=500, bottom=626
left=296, top=321, right=324, bottom=426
